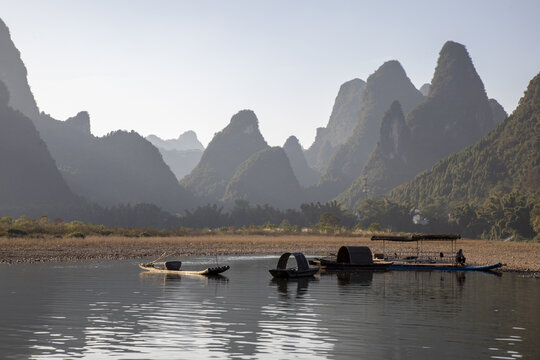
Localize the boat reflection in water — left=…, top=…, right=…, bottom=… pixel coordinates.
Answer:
left=334, top=270, right=374, bottom=286
left=270, top=277, right=317, bottom=299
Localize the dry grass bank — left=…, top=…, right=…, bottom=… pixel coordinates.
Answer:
left=0, top=235, right=538, bottom=274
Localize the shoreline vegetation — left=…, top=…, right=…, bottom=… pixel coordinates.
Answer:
left=1, top=234, right=538, bottom=277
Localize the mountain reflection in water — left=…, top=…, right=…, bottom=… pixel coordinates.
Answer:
left=0, top=256, right=538, bottom=359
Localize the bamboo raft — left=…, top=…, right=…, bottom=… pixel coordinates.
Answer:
left=139, top=264, right=230, bottom=275
left=139, top=258, right=229, bottom=275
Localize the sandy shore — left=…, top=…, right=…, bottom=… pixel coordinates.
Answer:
left=1, top=235, right=538, bottom=275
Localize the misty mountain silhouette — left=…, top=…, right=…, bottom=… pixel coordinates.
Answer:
left=0, top=19, right=196, bottom=213
left=35, top=113, right=197, bottom=212
left=313, top=60, right=424, bottom=202
left=146, top=131, right=204, bottom=180
left=0, top=80, right=78, bottom=212
left=146, top=131, right=204, bottom=151
left=339, top=41, right=505, bottom=209
left=388, top=71, right=539, bottom=230
left=305, top=78, right=366, bottom=170
left=181, top=110, right=269, bottom=202
left=223, top=147, right=305, bottom=209
left=283, top=136, right=320, bottom=187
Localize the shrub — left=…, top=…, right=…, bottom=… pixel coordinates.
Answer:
left=67, top=232, right=86, bottom=239
left=7, top=228, right=27, bottom=237
left=368, top=222, right=382, bottom=232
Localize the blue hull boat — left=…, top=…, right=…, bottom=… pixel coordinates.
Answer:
left=389, top=262, right=503, bottom=271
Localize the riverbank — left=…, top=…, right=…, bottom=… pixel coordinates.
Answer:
left=1, top=235, right=538, bottom=276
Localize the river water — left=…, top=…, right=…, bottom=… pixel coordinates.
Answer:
left=0, top=256, right=538, bottom=359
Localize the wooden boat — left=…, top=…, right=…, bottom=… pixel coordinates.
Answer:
left=269, top=252, right=319, bottom=278
left=139, top=261, right=230, bottom=275
left=310, top=246, right=392, bottom=271
left=371, top=233, right=504, bottom=272
left=389, top=262, right=503, bottom=272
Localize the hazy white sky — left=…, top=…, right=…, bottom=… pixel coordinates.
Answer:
left=0, top=0, right=538, bottom=147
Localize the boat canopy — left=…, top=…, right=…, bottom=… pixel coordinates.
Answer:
left=276, top=252, right=310, bottom=271
left=336, top=246, right=373, bottom=265
left=371, top=233, right=461, bottom=242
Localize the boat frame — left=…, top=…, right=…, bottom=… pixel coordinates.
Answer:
left=310, top=246, right=392, bottom=271
left=269, top=252, right=319, bottom=278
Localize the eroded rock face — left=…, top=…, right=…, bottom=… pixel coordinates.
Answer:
left=223, top=147, right=305, bottom=209
left=181, top=109, right=269, bottom=202
left=0, top=18, right=39, bottom=120
left=305, top=78, right=366, bottom=169
left=375, top=101, right=409, bottom=161
left=283, top=136, right=320, bottom=187
left=336, top=101, right=410, bottom=208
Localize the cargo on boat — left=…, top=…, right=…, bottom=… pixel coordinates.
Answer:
left=269, top=252, right=319, bottom=278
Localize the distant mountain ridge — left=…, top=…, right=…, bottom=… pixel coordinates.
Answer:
left=0, top=80, right=78, bottom=214
left=0, top=18, right=196, bottom=213
left=181, top=110, right=270, bottom=202
left=34, top=113, right=197, bottom=212
left=338, top=41, right=505, bottom=209
left=223, top=147, right=305, bottom=209
left=283, top=136, right=320, bottom=187
left=389, top=72, right=539, bottom=208
left=146, top=131, right=204, bottom=180
left=314, top=60, right=424, bottom=201
left=2, top=14, right=531, bottom=225
left=419, top=83, right=430, bottom=96
left=305, top=78, right=366, bottom=170
left=146, top=131, right=204, bottom=151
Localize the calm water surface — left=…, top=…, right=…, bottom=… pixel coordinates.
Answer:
left=0, top=256, right=538, bottom=359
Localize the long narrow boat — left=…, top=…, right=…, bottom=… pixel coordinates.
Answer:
left=371, top=233, right=504, bottom=272
left=388, top=262, right=503, bottom=271
left=139, top=262, right=230, bottom=275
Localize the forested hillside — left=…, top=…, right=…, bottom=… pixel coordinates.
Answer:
left=339, top=41, right=502, bottom=209
left=385, top=72, right=540, bottom=240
